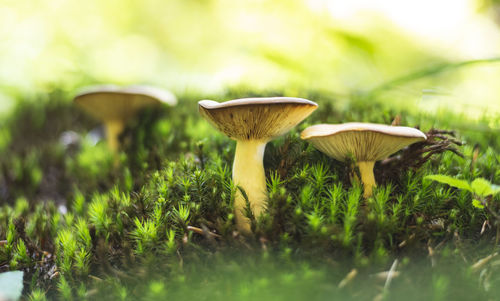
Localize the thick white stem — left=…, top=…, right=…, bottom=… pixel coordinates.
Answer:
left=104, top=120, right=125, bottom=154
left=357, top=161, right=376, bottom=198
left=233, top=139, right=268, bottom=233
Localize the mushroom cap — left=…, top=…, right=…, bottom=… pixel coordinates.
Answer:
left=301, top=122, right=427, bottom=162
left=198, top=97, right=318, bottom=141
left=74, top=85, right=177, bottom=121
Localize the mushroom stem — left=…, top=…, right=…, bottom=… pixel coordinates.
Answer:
left=232, top=139, right=268, bottom=233
left=357, top=161, right=376, bottom=198
left=104, top=120, right=125, bottom=153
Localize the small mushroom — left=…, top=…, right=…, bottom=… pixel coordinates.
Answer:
left=199, top=97, right=318, bottom=233
left=74, top=85, right=177, bottom=153
left=301, top=122, right=426, bottom=198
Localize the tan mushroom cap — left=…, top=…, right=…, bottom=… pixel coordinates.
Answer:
left=198, top=97, right=318, bottom=141
left=301, top=122, right=427, bottom=162
left=74, top=85, right=177, bottom=121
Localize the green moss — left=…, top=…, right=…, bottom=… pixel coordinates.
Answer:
left=0, top=89, right=499, bottom=300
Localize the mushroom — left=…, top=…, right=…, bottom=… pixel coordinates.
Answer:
left=301, top=122, right=426, bottom=198
left=199, top=97, right=318, bottom=232
left=74, top=85, right=177, bottom=153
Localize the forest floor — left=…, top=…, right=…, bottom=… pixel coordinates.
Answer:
left=0, top=88, right=499, bottom=300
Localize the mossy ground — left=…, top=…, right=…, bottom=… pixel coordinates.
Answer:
left=0, top=89, right=499, bottom=300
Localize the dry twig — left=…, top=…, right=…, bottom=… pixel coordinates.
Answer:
left=338, top=269, right=358, bottom=289
left=378, top=128, right=463, bottom=186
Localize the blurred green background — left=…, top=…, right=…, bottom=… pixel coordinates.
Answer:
left=1, top=0, right=500, bottom=117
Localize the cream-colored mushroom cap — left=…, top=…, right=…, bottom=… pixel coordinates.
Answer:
left=74, top=85, right=177, bottom=121
left=198, top=97, right=318, bottom=141
left=301, top=122, right=427, bottom=162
